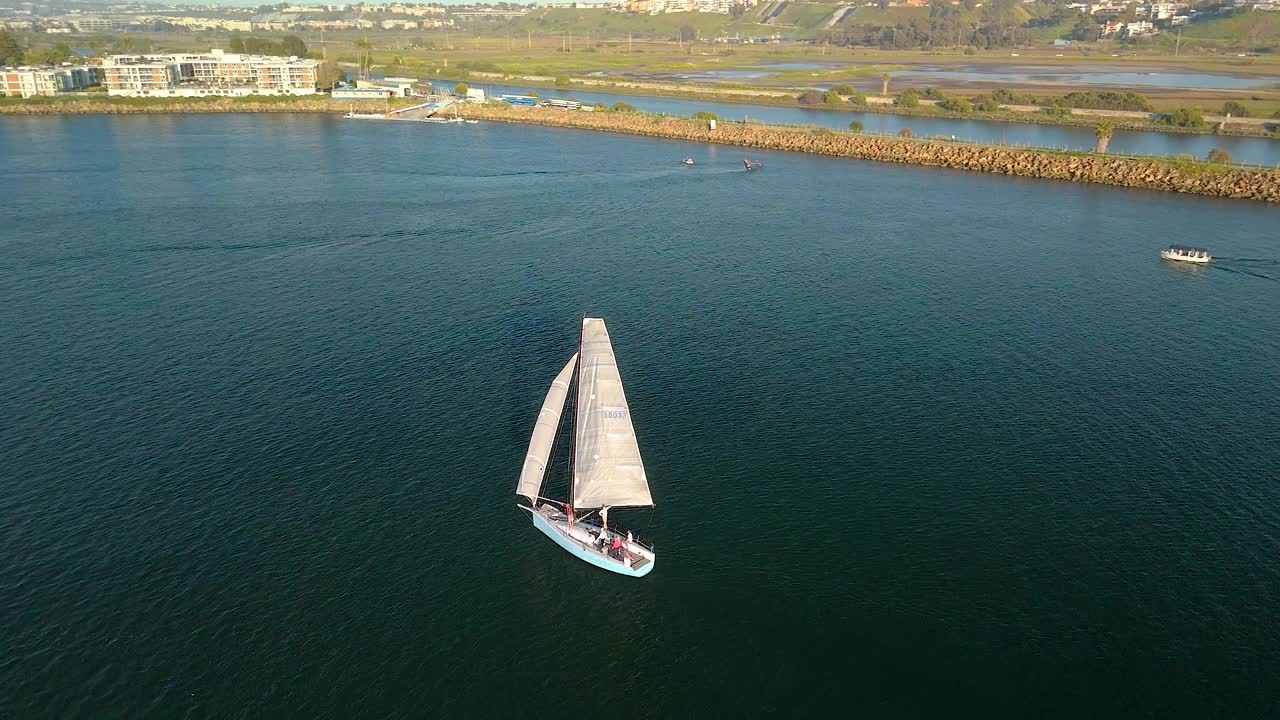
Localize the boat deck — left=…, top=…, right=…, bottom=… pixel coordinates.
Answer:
left=534, top=504, right=654, bottom=573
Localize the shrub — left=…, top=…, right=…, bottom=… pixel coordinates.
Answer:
left=693, top=110, right=718, bottom=121
left=992, top=87, right=1032, bottom=105
left=894, top=88, right=920, bottom=108
left=938, top=98, right=972, bottom=113
left=1060, top=91, right=1152, bottom=112
left=527, top=90, right=540, bottom=98
left=554, top=75, right=571, bottom=87
left=797, top=90, right=826, bottom=105
left=847, top=91, right=867, bottom=105
left=454, top=82, right=468, bottom=96
left=972, top=95, right=1000, bottom=112
left=849, top=120, right=864, bottom=132
left=1041, top=105, right=1072, bottom=117
left=963, top=46, right=978, bottom=55
left=898, top=127, right=914, bottom=138
left=1207, top=148, right=1232, bottom=164
left=1162, top=108, right=1208, bottom=128
left=921, top=87, right=948, bottom=101
left=1274, top=110, right=1280, bottom=119
left=612, top=101, right=636, bottom=112
left=831, top=83, right=856, bottom=95
left=823, top=90, right=843, bottom=104
left=1222, top=100, right=1249, bottom=117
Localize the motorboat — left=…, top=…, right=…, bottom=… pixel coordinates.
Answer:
left=683, top=157, right=695, bottom=165
left=1161, top=245, right=1211, bottom=264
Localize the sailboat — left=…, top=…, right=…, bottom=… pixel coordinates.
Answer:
left=516, top=318, right=656, bottom=577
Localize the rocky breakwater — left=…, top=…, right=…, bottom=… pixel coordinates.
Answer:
left=458, top=103, right=1280, bottom=203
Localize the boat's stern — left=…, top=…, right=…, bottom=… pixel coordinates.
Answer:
left=530, top=504, right=655, bottom=578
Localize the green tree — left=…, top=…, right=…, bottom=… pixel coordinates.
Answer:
left=554, top=75, right=571, bottom=87
left=847, top=92, right=867, bottom=105
left=938, top=97, right=972, bottom=113
left=454, top=81, right=469, bottom=96
left=1207, top=148, right=1232, bottom=164
left=353, top=37, right=372, bottom=80
left=0, top=30, right=23, bottom=66
left=973, top=95, right=1000, bottom=112
left=48, top=42, right=73, bottom=64
left=894, top=88, right=920, bottom=108
left=823, top=89, right=843, bottom=104
left=1221, top=101, right=1249, bottom=118
left=832, top=83, right=856, bottom=95
left=1094, top=119, right=1114, bottom=153
left=1161, top=108, right=1207, bottom=128
left=316, top=59, right=342, bottom=89
left=280, top=35, right=307, bottom=58
left=612, top=101, right=635, bottom=112
left=693, top=110, right=718, bottom=120
left=849, top=120, right=864, bottom=132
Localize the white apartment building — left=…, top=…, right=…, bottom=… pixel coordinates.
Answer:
left=1, top=65, right=100, bottom=97
left=102, top=49, right=319, bottom=97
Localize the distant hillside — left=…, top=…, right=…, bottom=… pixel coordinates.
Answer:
left=1173, top=11, right=1280, bottom=50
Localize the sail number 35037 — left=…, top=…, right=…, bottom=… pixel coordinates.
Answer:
left=600, top=410, right=627, bottom=418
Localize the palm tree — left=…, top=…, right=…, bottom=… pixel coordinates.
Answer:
left=354, top=37, right=372, bottom=81
left=881, top=73, right=891, bottom=97
left=1094, top=119, right=1114, bottom=153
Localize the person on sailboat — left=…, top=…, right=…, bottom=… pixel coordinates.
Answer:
left=609, top=535, right=623, bottom=559
left=564, top=502, right=574, bottom=527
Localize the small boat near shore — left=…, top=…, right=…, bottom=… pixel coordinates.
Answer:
left=1161, top=245, right=1211, bottom=264
left=343, top=111, right=388, bottom=120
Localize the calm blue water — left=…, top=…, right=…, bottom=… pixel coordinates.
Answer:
left=443, top=80, right=1280, bottom=166
left=3, top=114, right=1280, bottom=717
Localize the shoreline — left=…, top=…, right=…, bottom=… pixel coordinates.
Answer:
left=4, top=97, right=1277, bottom=201
left=421, top=71, right=1280, bottom=140
left=450, top=103, right=1280, bottom=202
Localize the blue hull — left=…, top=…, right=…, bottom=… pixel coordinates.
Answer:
left=531, top=509, right=655, bottom=578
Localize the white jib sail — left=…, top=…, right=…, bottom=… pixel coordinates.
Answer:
left=516, top=354, right=578, bottom=506
left=573, top=318, right=653, bottom=510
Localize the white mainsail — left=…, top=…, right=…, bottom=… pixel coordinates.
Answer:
left=573, top=318, right=653, bottom=510
left=516, top=354, right=578, bottom=505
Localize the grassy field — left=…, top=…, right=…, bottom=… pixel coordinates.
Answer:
left=14, top=28, right=1280, bottom=130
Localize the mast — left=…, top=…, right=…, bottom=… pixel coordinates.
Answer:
left=568, top=315, right=585, bottom=510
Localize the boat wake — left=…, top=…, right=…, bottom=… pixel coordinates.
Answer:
left=1213, top=257, right=1280, bottom=265
left=1212, top=265, right=1276, bottom=282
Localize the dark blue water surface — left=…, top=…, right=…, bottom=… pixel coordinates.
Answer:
left=441, top=80, right=1280, bottom=166
left=2, top=114, right=1280, bottom=718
